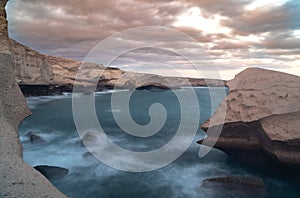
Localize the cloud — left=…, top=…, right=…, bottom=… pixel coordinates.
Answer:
left=6, top=0, right=300, bottom=79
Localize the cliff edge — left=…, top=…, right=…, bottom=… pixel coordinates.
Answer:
left=200, top=68, right=300, bottom=166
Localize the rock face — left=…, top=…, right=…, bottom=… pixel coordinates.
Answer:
left=9, top=40, right=54, bottom=84
left=200, top=68, right=300, bottom=167
left=1, top=2, right=66, bottom=195
left=1, top=0, right=54, bottom=84
left=0, top=52, right=67, bottom=197
left=0, top=0, right=8, bottom=39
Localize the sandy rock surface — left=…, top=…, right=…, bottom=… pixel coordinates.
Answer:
left=201, top=68, right=300, bottom=166
left=0, top=52, right=67, bottom=197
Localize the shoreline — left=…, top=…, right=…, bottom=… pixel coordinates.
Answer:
left=19, top=82, right=227, bottom=97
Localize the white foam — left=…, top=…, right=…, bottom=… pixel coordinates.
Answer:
left=26, top=95, right=71, bottom=109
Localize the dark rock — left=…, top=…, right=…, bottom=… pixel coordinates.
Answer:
left=19, top=84, right=73, bottom=97
left=25, top=132, right=46, bottom=144
left=34, top=165, right=68, bottom=179
left=136, top=84, right=170, bottom=90
left=81, top=132, right=100, bottom=147
left=82, top=151, right=96, bottom=159
left=201, top=176, right=265, bottom=190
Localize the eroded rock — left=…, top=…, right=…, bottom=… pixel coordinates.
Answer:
left=200, top=68, right=300, bottom=167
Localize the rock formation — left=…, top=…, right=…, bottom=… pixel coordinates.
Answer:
left=0, top=52, right=67, bottom=197
left=1, top=1, right=66, bottom=196
left=200, top=68, right=300, bottom=167
left=25, top=132, right=47, bottom=144
left=1, top=0, right=54, bottom=83
left=0, top=0, right=8, bottom=39
left=34, top=165, right=69, bottom=179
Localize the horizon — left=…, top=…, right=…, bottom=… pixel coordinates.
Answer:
left=6, top=0, right=300, bottom=80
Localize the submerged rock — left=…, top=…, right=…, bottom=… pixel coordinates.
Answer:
left=81, top=132, right=101, bottom=147
left=25, top=132, right=46, bottom=144
left=82, top=151, right=97, bottom=159
left=200, top=68, right=300, bottom=167
left=200, top=176, right=266, bottom=197
left=34, top=165, right=69, bottom=179
left=201, top=176, right=265, bottom=190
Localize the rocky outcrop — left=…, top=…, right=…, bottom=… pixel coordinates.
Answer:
left=0, top=52, right=66, bottom=197
left=200, top=68, right=300, bottom=167
left=25, top=132, right=46, bottom=144
left=34, top=165, right=69, bottom=179
left=111, top=72, right=224, bottom=89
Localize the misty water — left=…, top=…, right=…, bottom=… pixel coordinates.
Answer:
left=19, top=87, right=299, bottom=198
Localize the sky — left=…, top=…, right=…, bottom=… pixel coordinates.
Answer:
left=6, top=0, right=300, bottom=79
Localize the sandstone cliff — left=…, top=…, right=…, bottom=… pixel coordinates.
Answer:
left=0, top=52, right=67, bottom=197
left=200, top=68, right=300, bottom=166
left=0, top=0, right=66, bottom=196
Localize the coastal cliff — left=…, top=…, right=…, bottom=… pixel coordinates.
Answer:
left=200, top=68, right=300, bottom=167
left=0, top=52, right=67, bottom=197
left=1, top=1, right=66, bottom=196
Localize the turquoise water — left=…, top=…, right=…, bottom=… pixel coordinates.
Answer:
left=19, top=88, right=299, bottom=198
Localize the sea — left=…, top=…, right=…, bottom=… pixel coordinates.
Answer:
left=19, top=87, right=299, bottom=198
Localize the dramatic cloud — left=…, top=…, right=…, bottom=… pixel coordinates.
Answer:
left=6, top=0, right=300, bottom=79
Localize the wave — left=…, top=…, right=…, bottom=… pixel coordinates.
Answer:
left=26, top=95, right=71, bottom=109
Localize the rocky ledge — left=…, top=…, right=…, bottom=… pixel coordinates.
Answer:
left=200, top=68, right=300, bottom=167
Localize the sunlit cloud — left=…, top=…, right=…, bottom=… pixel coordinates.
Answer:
left=293, top=30, right=300, bottom=38
left=244, top=0, right=291, bottom=10
left=237, top=33, right=267, bottom=43
left=173, top=7, right=232, bottom=34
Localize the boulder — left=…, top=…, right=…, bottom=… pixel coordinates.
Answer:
left=25, top=132, right=46, bottom=143
left=34, top=165, right=69, bottom=179
left=200, top=68, right=300, bottom=167
left=81, top=132, right=100, bottom=147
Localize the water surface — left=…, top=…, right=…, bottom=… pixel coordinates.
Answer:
left=19, top=88, right=299, bottom=198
